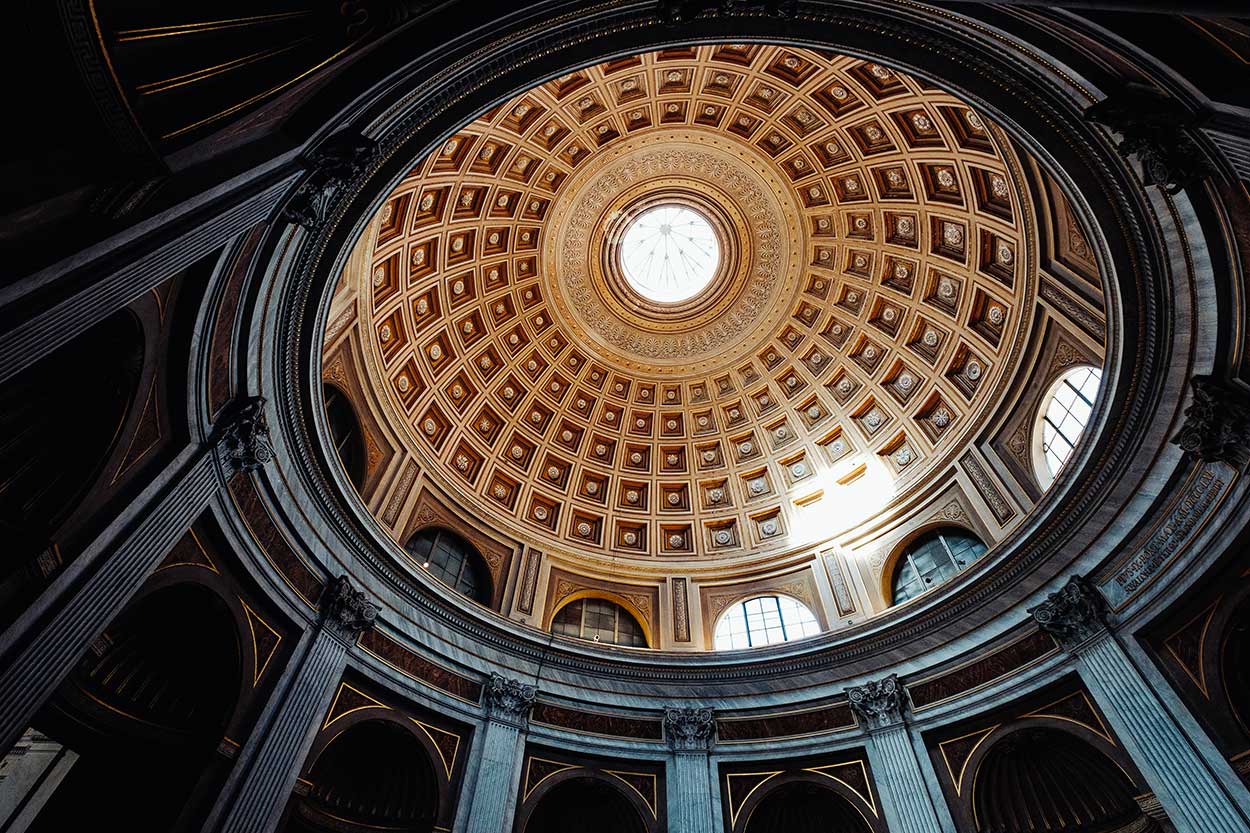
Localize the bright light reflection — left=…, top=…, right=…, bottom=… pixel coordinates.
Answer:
left=788, top=464, right=897, bottom=544
left=619, top=204, right=719, bottom=304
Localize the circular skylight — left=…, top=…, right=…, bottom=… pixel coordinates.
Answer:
left=619, top=204, right=720, bottom=304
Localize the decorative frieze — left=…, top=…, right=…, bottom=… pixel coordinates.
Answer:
left=1103, top=468, right=1226, bottom=605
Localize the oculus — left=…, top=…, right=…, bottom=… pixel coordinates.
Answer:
left=618, top=203, right=720, bottom=304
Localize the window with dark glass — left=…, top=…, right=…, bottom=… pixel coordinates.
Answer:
left=323, top=384, right=366, bottom=490
left=891, top=527, right=988, bottom=604
left=403, top=527, right=491, bottom=605
left=551, top=598, right=648, bottom=647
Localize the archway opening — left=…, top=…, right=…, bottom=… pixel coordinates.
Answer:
left=972, top=727, right=1142, bottom=833
left=745, top=781, right=871, bottom=833
left=1221, top=597, right=1250, bottom=739
left=0, top=310, right=143, bottom=623
left=287, top=719, right=439, bottom=832
left=524, top=776, right=646, bottom=833
left=20, top=583, right=241, bottom=831
left=551, top=597, right=649, bottom=647
left=890, top=527, right=988, bottom=605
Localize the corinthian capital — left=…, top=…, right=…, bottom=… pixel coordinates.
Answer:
left=663, top=706, right=715, bottom=751
left=217, top=396, right=274, bottom=476
left=484, top=673, right=537, bottom=727
left=321, top=575, right=379, bottom=640
left=847, top=674, right=906, bottom=730
left=1029, top=575, right=1108, bottom=652
left=1171, top=376, right=1250, bottom=470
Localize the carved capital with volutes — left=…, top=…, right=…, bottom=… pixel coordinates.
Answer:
left=1171, top=376, right=1250, bottom=470
left=216, top=396, right=274, bottom=476
left=663, top=706, right=715, bottom=752
left=1084, top=83, right=1210, bottom=195
left=484, top=672, right=537, bottom=728
left=847, top=674, right=907, bottom=730
left=283, top=130, right=378, bottom=230
left=1029, top=575, right=1108, bottom=652
left=321, top=575, right=379, bottom=641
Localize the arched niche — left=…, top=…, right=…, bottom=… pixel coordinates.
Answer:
left=741, top=777, right=876, bottom=833
left=0, top=309, right=144, bottom=617
left=403, top=525, right=493, bottom=606
left=547, top=591, right=652, bottom=648
left=23, top=582, right=243, bottom=830
left=966, top=724, right=1148, bottom=833
left=519, top=772, right=650, bottom=833
left=285, top=718, right=440, bottom=833
left=323, top=382, right=367, bottom=491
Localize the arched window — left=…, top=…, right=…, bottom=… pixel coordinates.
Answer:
left=323, top=384, right=366, bottom=491
left=404, top=527, right=491, bottom=605
left=551, top=598, right=648, bottom=647
left=713, top=595, right=821, bottom=651
left=1037, top=365, right=1102, bottom=482
left=891, top=527, right=987, bottom=604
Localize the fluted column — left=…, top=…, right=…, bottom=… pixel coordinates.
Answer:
left=460, top=674, right=536, bottom=833
left=0, top=397, right=276, bottom=753
left=1031, top=576, right=1250, bottom=833
left=848, top=676, right=953, bottom=833
left=207, top=577, right=379, bottom=833
left=664, top=707, right=718, bottom=833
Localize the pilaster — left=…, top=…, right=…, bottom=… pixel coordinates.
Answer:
left=848, top=675, right=953, bottom=833
left=209, top=576, right=378, bottom=833
left=1031, top=575, right=1250, bottom=833
left=460, top=673, right=536, bottom=833
left=664, top=707, right=719, bottom=833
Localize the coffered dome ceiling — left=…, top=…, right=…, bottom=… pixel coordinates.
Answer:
left=324, top=43, right=1104, bottom=609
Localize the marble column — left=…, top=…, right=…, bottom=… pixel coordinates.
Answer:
left=0, top=397, right=277, bottom=753
left=848, top=675, right=953, bottom=833
left=207, top=577, right=379, bottom=833
left=1031, top=575, right=1250, bottom=833
left=460, top=674, right=536, bottom=833
left=664, top=707, right=718, bottom=833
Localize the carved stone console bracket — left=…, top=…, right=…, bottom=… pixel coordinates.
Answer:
left=215, top=396, right=275, bottom=476
left=847, top=673, right=907, bottom=731
left=664, top=706, right=715, bottom=752
left=1171, top=375, right=1250, bottom=471
left=1029, top=575, right=1109, bottom=652
left=483, top=672, right=537, bottom=728
left=282, top=130, right=379, bottom=230
left=321, top=575, right=380, bottom=641
left=1084, top=83, right=1211, bottom=195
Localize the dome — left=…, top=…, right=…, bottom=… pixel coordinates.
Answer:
left=323, top=44, right=1104, bottom=649
left=6, top=4, right=1249, bottom=833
